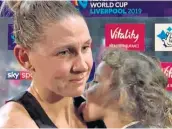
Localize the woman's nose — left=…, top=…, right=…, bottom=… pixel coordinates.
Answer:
left=72, top=54, right=88, bottom=73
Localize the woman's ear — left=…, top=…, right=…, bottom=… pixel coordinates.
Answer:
left=13, top=44, right=34, bottom=71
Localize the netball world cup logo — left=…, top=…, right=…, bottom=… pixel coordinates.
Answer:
left=71, top=0, right=88, bottom=10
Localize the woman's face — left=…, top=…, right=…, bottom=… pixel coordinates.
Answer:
left=82, top=61, right=113, bottom=122
left=28, top=16, right=93, bottom=97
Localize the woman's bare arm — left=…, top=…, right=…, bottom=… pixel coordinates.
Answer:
left=0, top=102, right=38, bottom=128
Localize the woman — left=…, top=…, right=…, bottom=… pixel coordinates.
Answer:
left=80, top=48, right=172, bottom=128
left=0, top=1, right=105, bottom=128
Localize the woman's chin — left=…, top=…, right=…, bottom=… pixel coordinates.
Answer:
left=68, top=88, right=85, bottom=97
left=79, top=103, right=95, bottom=122
left=83, top=115, right=98, bottom=122
left=72, top=85, right=85, bottom=96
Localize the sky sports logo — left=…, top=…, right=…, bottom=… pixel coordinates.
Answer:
left=6, top=71, right=32, bottom=80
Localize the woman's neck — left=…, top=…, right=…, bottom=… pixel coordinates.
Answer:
left=28, top=84, right=86, bottom=128
left=103, top=109, right=134, bottom=128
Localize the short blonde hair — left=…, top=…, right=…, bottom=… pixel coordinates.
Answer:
left=102, top=48, right=171, bottom=128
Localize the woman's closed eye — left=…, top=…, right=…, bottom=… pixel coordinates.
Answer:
left=90, top=80, right=99, bottom=87
left=86, top=80, right=98, bottom=90
left=87, top=82, right=99, bottom=95
left=92, top=80, right=98, bottom=84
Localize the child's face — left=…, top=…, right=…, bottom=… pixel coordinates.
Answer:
left=81, top=61, right=113, bottom=122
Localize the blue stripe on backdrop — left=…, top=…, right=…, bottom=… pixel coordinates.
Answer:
left=0, top=1, right=13, bottom=17
left=87, top=62, right=95, bottom=83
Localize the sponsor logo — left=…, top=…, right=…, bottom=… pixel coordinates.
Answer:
left=161, top=62, right=172, bottom=91
left=105, top=23, right=145, bottom=51
left=155, top=24, right=172, bottom=51
left=6, top=71, right=32, bottom=80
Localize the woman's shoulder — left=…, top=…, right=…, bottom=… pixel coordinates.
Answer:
left=0, top=102, right=38, bottom=128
